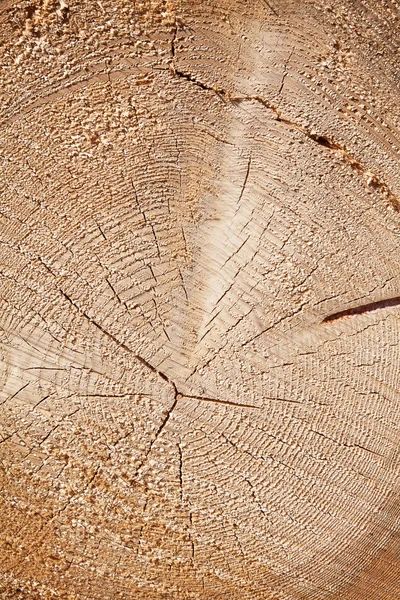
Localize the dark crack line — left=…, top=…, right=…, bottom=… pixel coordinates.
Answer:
left=169, top=66, right=400, bottom=212
left=58, top=277, right=296, bottom=481
left=178, top=443, right=183, bottom=502
left=37, top=424, right=61, bottom=447
left=262, top=0, right=279, bottom=16
left=322, top=296, right=400, bottom=323
left=105, top=277, right=124, bottom=306
left=134, top=393, right=179, bottom=475
left=350, top=442, right=383, bottom=457
left=247, top=96, right=400, bottom=212
left=237, top=154, right=252, bottom=205
left=278, top=47, right=294, bottom=95
left=311, top=429, right=383, bottom=457
left=0, top=382, right=30, bottom=406
left=171, top=20, right=177, bottom=59
left=178, top=393, right=261, bottom=409
left=59, top=289, right=170, bottom=384
left=97, top=223, right=107, bottom=241
left=58, top=289, right=267, bottom=420
left=221, top=235, right=251, bottom=270
left=31, top=394, right=51, bottom=411
left=171, top=65, right=228, bottom=102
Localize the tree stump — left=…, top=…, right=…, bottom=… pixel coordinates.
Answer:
left=1, top=1, right=400, bottom=598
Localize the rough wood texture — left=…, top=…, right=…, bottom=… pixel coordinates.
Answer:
left=1, top=1, right=400, bottom=598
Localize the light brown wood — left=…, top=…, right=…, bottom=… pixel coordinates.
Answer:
left=1, top=1, right=400, bottom=598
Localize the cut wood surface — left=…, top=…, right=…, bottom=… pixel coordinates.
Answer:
left=1, top=0, right=400, bottom=598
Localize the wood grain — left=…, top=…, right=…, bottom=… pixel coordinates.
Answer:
left=0, top=0, right=400, bottom=598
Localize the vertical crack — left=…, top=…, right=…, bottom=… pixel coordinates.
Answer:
left=178, top=442, right=183, bottom=502
left=171, top=20, right=177, bottom=59
left=237, top=154, right=252, bottom=206
left=277, top=47, right=294, bottom=95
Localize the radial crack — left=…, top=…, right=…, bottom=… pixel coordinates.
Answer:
left=237, top=154, right=252, bottom=205
left=59, top=289, right=170, bottom=384
left=178, top=393, right=261, bottom=409
left=262, top=0, right=279, bottom=16
left=135, top=392, right=179, bottom=474
left=247, top=97, right=400, bottom=212
left=178, top=443, right=183, bottom=502
left=0, top=382, right=30, bottom=407
left=171, top=65, right=228, bottom=101
left=169, top=65, right=400, bottom=212
left=322, top=296, right=400, bottom=323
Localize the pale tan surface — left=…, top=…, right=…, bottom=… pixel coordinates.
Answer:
left=1, top=1, right=400, bottom=598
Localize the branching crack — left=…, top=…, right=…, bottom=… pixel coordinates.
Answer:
left=58, top=287, right=266, bottom=482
